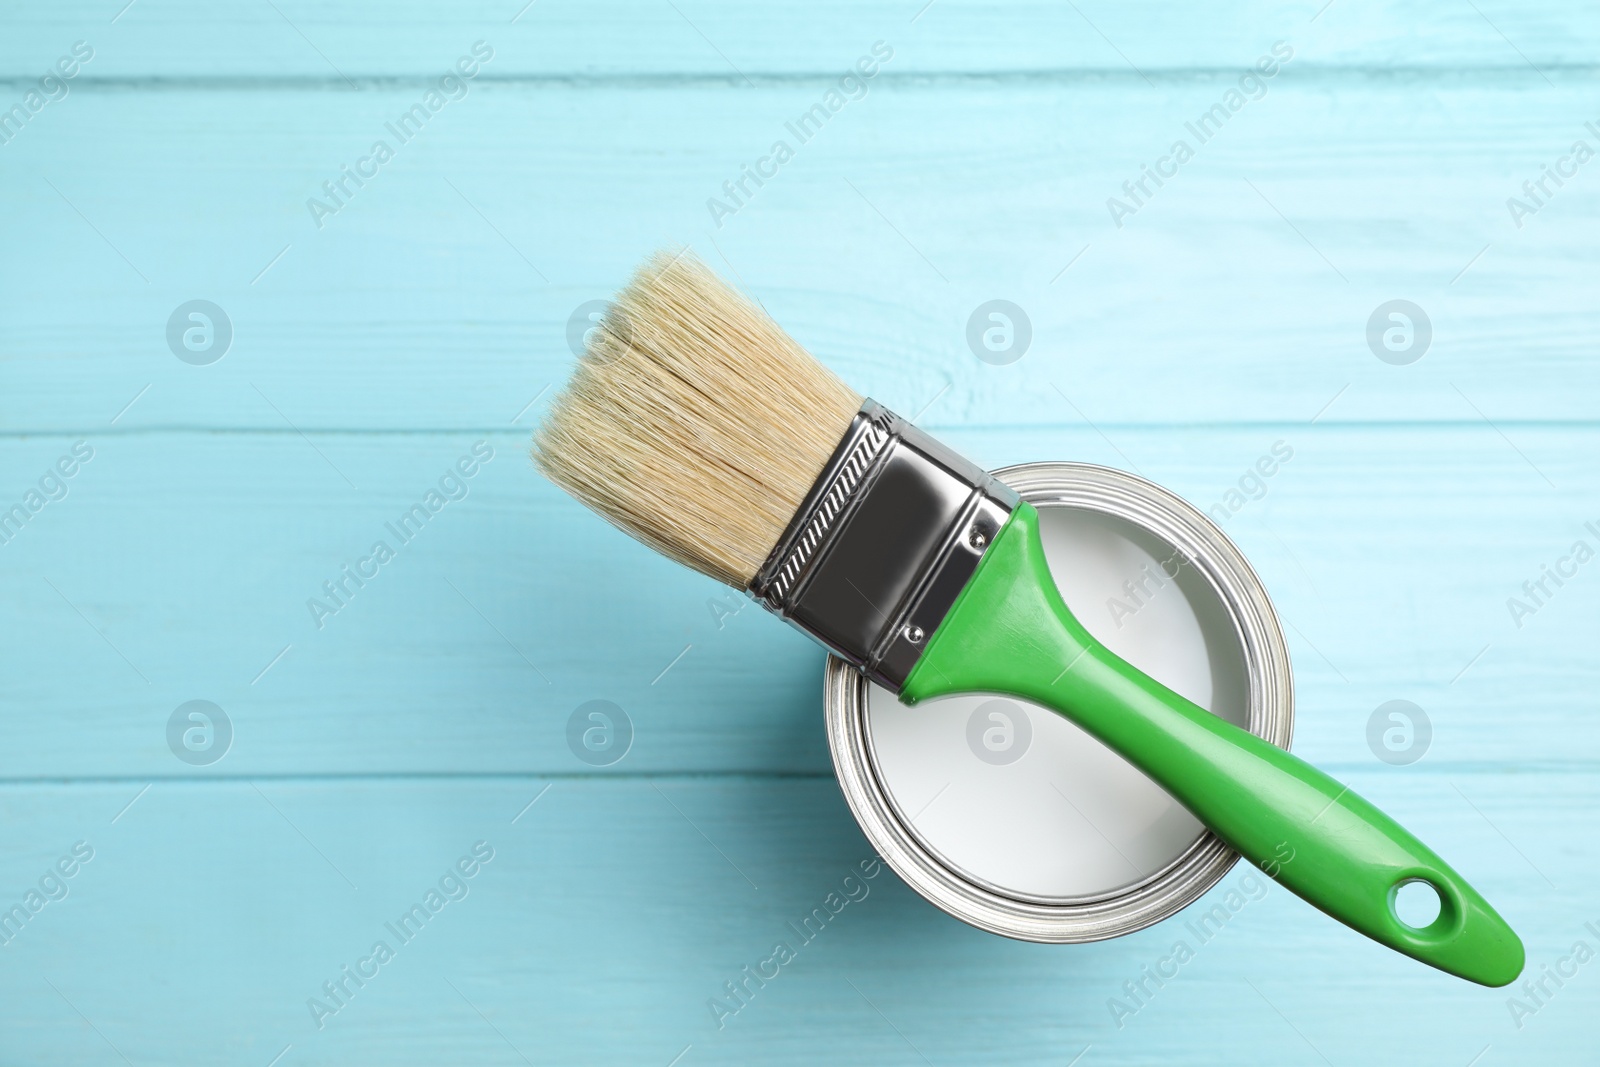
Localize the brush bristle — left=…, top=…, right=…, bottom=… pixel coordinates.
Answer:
left=533, top=251, right=863, bottom=588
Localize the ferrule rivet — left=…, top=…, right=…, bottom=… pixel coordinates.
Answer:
left=903, top=624, right=925, bottom=644
left=969, top=528, right=989, bottom=550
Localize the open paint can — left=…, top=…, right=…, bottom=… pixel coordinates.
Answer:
left=825, top=462, right=1294, bottom=942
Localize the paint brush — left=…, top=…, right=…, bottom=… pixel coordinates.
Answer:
left=532, top=250, right=1523, bottom=986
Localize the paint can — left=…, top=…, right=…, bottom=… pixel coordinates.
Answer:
left=825, top=462, right=1294, bottom=942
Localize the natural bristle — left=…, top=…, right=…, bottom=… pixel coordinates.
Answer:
left=533, top=251, right=863, bottom=588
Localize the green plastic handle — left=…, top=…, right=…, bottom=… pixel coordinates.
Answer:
left=902, top=503, right=1524, bottom=987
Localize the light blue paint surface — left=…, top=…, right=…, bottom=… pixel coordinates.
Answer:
left=1, top=2, right=1596, bottom=1063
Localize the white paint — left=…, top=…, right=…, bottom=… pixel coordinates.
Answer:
left=865, top=503, right=1251, bottom=902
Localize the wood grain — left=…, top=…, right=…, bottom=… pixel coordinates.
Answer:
left=0, top=773, right=1586, bottom=1066
left=0, top=1, right=1595, bottom=77
left=0, top=425, right=1592, bottom=779
left=2, top=79, right=1598, bottom=432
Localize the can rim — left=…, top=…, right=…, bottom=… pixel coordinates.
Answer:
left=824, top=461, right=1294, bottom=943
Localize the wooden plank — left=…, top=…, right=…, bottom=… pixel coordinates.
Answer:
left=2, top=80, right=1597, bottom=432
left=1, top=2, right=1596, bottom=78
left=0, top=772, right=1587, bottom=1065
left=1, top=425, right=1593, bottom=777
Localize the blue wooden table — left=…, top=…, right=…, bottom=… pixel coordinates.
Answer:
left=2, top=2, right=1596, bottom=1063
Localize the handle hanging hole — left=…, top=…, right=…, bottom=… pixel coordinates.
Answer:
left=1391, top=878, right=1444, bottom=929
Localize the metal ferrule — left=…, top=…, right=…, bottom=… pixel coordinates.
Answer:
left=748, top=399, right=1020, bottom=692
